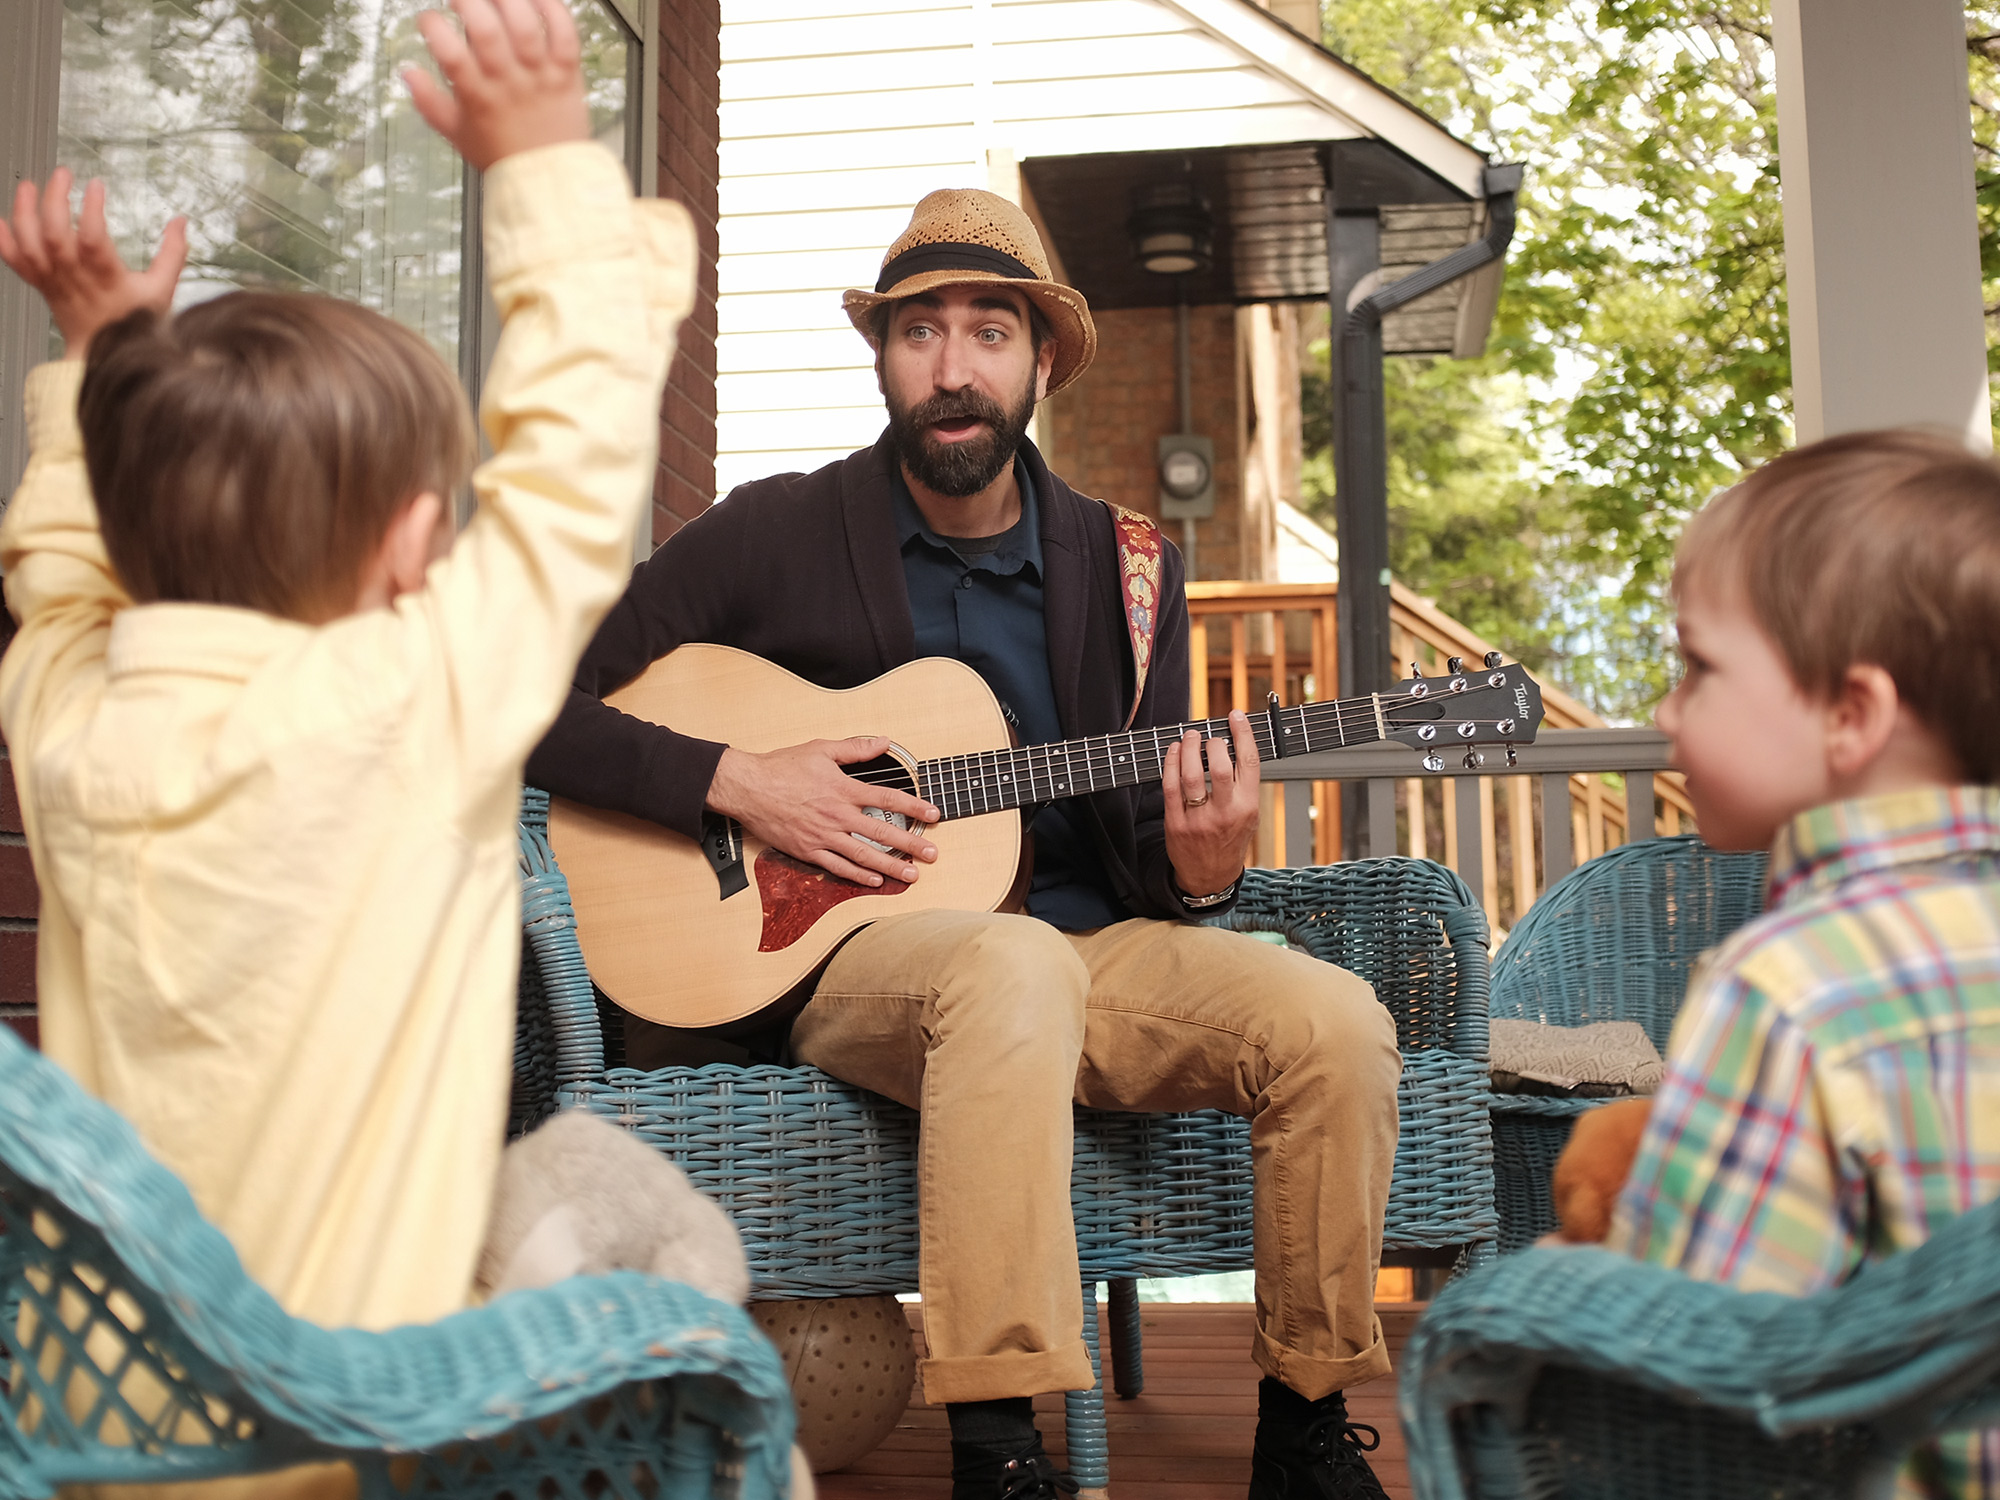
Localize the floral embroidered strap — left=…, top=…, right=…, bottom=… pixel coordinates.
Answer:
left=1100, top=500, right=1165, bottom=730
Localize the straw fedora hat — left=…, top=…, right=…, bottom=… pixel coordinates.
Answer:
left=843, top=188, right=1098, bottom=396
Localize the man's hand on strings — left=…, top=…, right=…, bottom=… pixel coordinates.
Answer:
left=1161, top=710, right=1259, bottom=903
left=708, top=738, right=940, bottom=887
left=0, top=171, right=187, bottom=360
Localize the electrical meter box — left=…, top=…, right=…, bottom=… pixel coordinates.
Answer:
left=1157, top=433, right=1215, bottom=520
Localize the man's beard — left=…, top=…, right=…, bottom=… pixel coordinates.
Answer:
left=887, top=373, right=1037, bottom=499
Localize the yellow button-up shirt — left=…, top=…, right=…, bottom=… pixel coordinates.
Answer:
left=0, top=140, right=692, bottom=1334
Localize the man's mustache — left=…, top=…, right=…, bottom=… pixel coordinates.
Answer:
left=906, top=391, right=1007, bottom=429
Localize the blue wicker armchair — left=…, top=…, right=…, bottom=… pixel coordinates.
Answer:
left=1487, top=836, right=1766, bottom=1252
left=514, top=790, right=1494, bottom=1494
left=0, top=1020, right=795, bottom=1500
left=1401, top=1196, right=2000, bottom=1499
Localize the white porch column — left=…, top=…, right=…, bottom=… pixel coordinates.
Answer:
left=1773, top=0, right=1992, bottom=451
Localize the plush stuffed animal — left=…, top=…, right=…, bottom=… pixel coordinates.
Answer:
left=479, top=1113, right=817, bottom=1499
left=1550, top=1097, right=1653, bottom=1244
left=477, top=1111, right=751, bottom=1303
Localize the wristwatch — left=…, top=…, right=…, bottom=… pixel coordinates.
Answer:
left=1178, top=879, right=1240, bottom=911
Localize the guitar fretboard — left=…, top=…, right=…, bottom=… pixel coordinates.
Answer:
left=915, top=695, right=1398, bottom=822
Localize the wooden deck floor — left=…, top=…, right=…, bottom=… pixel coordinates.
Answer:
left=817, top=1302, right=1421, bottom=1500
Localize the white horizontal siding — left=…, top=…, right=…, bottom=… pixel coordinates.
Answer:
left=721, top=163, right=985, bottom=215
left=724, top=47, right=976, bottom=102
left=723, top=122, right=985, bottom=176
left=722, top=204, right=925, bottom=256
left=988, top=0, right=1183, bottom=44
left=721, top=328, right=878, bottom=372
left=720, top=245, right=885, bottom=295
left=722, top=366, right=884, bottom=411
left=723, top=10, right=976, bottom=59
left=721, top=87, right=975, bottom=139
left=721, top=405, right=887, bottom=452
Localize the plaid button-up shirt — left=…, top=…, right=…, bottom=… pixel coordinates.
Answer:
left=1609, top=785, right=2000, bottom=1498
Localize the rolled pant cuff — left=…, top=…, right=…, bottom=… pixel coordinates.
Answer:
left=919, top=1343, right=1098, bottom=1405
left=1252, top=1318, right=1392, bottom=1401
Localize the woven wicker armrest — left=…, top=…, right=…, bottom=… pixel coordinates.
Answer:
left=0, top=1021, right=794, bottom=1499
left=1401, top=1201, right=2000, bottom=1500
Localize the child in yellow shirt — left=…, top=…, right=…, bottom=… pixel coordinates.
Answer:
left=0, top=0, right=692, bottom=1337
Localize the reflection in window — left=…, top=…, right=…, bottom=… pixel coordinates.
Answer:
left=55, top=0, right=637, bottom=372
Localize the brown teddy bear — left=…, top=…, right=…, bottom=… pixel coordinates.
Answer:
left=1550, top=1097, right=1653, bottom=1244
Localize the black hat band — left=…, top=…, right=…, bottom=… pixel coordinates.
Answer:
left=875, top=241, right=1038, bottom=293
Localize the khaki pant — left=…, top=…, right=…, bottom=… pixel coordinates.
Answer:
left=792, top=910, right=1400, bottom=1407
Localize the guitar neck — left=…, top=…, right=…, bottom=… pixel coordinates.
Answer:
left=914, top=694, right=1395, bottom=823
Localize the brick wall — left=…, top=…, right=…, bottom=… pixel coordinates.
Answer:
left=1041, top=304, right=1247, bottom=580
left=651, top=0, right=723, bottom=545
left=0, top=744, right=36, bottom=1049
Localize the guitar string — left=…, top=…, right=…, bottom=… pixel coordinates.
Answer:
left=846, top=709, right=1526, bottom=814
left=843, top=709, right=1524, bottom=796
left=839, top=687, right=1520, bottom=787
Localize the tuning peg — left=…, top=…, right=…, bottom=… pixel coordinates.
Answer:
left=1446, top=656, right=1463, bottom=674
left=1267, top=690, right=1282, bottom=711
left=1422, top=752, right=1445, bottom=773
left=1463, top=749, right=1484, bottom=770
left=1506, top=746, right=1518, bottom=768
left=1408, top=661, right=1422, bottom=679
left=1484, top=651, right=1503, bottom=669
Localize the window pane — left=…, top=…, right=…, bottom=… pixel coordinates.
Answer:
left=56, top=0, right=465, bottom=364
left=577, top=0, right=637, bottom=171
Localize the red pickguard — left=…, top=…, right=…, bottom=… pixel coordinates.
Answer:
left=755, top=848, right=910, bottom=952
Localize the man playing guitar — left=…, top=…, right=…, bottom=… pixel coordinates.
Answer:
left=528, top=189, right=1400, bottom=1500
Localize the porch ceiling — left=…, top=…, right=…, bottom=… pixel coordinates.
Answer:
left=1021, top=140, right=1481, bottom=355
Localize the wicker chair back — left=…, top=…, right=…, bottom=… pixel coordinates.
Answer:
left=1484, top=835, right=1768, bottom=1253
left=1403, top=1192, right=2000, bottom=1499
left=0, top=969, right=793, bottom=1499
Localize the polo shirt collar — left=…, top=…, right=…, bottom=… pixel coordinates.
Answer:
left=891, top=453, right=1043, bottom=578
left=104, top=602, right=314, bottom=682
left=1766, top=785, right=2000, bottom=909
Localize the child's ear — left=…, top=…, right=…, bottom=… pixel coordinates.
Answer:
left=1824, top=663, right=1902, bottom=780
left=382, top=491, right=447, bottom=599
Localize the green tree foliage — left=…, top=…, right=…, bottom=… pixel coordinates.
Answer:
left=1303, top=2, right=2000, bottom=719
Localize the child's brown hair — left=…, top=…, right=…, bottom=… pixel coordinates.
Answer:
left=1675, top=429, right=2000, bottom=783
left=78, top=291, right=477, bottom=623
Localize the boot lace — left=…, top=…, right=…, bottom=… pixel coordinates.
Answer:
left=994, top=1451, right=1081, bottom=1500
left=1299, top=1408, right=1385, bottom=1500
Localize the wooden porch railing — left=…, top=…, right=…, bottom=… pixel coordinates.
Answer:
left=1187, top=580, right=1693, bottom=934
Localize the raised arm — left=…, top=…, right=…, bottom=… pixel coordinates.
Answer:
left=386, top=0, right=695, bottom=799
left=0, top=173, right=186, bottom=760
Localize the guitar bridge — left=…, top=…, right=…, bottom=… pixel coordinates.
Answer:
left=699, top=812, right=749, bottom=900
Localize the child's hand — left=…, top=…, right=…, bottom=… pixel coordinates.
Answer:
left=0, top=171, right=187, bottom=359
left=404, top=0, right=591, bottom=172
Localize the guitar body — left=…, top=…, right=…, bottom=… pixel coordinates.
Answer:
left=549, top=644, right=1023, bottom=1028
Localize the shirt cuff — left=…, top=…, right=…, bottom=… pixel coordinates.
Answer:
left=24, top=361, right=86, bottom=463
left=481, top=140, right=638, bottom=282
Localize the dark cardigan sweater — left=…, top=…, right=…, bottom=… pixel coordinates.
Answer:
left=526, top=431, right=1220, bottom=925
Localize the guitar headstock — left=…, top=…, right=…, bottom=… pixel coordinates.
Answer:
left=1382, top=652, right=1545, bottom=770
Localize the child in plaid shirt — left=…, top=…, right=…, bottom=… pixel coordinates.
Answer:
left=1606, top=430, right=2000, bottom=1498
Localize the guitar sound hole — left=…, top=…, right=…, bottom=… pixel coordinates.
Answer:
left=846, top=754, right=919, bottom=853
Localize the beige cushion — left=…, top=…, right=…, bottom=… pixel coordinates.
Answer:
left=1489, top=1017, right=1665, bottom=1098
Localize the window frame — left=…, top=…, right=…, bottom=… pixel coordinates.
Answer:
left=0, top=0, right=659, bottom=516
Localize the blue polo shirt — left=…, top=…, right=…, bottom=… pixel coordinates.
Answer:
left=893, top=462, right=1129, bottom=932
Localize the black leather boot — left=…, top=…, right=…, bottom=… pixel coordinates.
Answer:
left=1247, top=1380, right=1388, bottom=1500
left=950, top=1431, right=1080, bottom=1500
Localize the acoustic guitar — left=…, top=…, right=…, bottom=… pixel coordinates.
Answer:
left=549, top=643, right=1545, bottom=1028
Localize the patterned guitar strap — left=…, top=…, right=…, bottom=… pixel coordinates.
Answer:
left=1098, top=499, right=1166, bottom=730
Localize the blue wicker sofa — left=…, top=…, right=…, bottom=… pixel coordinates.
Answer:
left=1488, top=835, right=1766, bottom=1252
left=513, top=790, right=1496, bottom=1493
left=0, top=1016, right=794, bottom=1499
